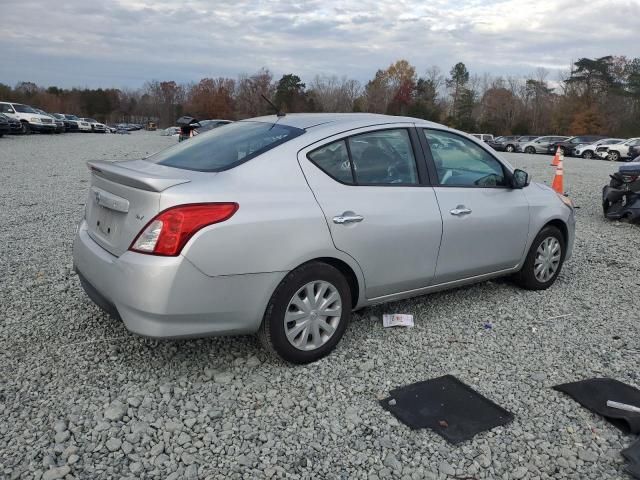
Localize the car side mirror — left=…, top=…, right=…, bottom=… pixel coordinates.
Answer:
left=7, top=109, right=14, bottom=113
left=511, top=169, right=529, bottom=189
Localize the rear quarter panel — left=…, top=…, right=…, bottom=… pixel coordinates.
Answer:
left=168, top=142, right=366, bottom=290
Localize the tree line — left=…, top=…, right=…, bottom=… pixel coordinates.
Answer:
left=2, top=56, right=639, bottom=136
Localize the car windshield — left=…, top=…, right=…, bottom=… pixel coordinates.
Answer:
left=14, top=104, right=36, bottom=113
left=65, top=115, right=78, bottom=120
left=147, top=121, right=305, bottom=172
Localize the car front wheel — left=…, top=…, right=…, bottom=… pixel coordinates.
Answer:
left=513, top=225, right=566, bottom=290
left=609, top=151, right=620, bottom=162
left=525, top=146, right=536, bottom=154
left=506, top=145, right=515, bottom=153
left=259, top=262, right=351, bottom=364
left=582, top=150, right=594, bottom=159
left=21, top=122, right=31, bottom=134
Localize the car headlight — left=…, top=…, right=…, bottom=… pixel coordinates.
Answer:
left=557, top=193, right=574, bottom=210
left=31, top=117, right=41, bottom=123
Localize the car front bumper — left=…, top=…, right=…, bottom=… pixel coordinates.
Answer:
left=566, top=208, right=576, bottom=261
left=29, top=122, right=56, bottom=132
left=73, top=220, right=286, bottom=338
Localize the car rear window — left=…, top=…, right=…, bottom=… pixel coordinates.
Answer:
left=147, top=121, right=304, bottom=172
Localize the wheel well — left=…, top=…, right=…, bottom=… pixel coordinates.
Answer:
left=544, top=219, right=568, bottom=244
left=311, top=257, right=359, bottom=307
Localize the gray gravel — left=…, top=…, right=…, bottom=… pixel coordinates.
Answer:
left=1, top=132, right=639, bottom=480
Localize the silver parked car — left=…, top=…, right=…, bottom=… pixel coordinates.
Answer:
left=517, top=136, right=569, bottom=154
left=73, top=114, right=576, bottom=363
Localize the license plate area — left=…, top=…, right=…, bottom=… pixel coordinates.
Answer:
left=95, top=206, right=117, bottom=237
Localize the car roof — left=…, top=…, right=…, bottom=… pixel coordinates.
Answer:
left=246, top=113, right=442, bottom=131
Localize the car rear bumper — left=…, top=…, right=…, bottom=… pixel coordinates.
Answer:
left=73, top=220, right=286, bottom=338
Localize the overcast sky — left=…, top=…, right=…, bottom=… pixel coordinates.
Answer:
left=1, top=0, right=639, bottom=89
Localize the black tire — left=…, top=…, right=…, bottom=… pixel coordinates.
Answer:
left=258, top=262, right=352, bottom=364
left=609, top=151, right=620, bottom=162
left=525, top=146, right=536, bottom=154
left=513, top=225, right=566, bottom=290
left=21, top=122, right=31, bottom=135
left=506, top=145, right=515, bottom=153
left=582, top=150, right=594, bottom=159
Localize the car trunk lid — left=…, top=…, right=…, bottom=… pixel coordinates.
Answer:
left=85, top=160, right=194, bottom=257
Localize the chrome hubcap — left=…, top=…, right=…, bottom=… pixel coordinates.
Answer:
left=284, top=281, right=342, bottom=351
left=534, top=237, right=561, bottom=282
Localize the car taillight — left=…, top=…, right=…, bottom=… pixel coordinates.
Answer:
left=130, top=203, right=238, bottom=256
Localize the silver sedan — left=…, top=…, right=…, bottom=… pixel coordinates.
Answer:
left=73, top=114, right=576, bottom=363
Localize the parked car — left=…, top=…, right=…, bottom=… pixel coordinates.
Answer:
left=572, top=138, right=625, bottom=159
left=0, top=112, right=22, bottom=134
left=34, top=109, right=65, bottom=133
left=63, top=114, right=89, bottom=132
left=629, top=145, right=640, bottom=161
left=487, top=135, right=521, bottom=152
left=598, top=138, right=640, bottom=161
left=197, top=119, right=232, bottom=133
left=79, top=118, right=107, bottom=133
left=517, top=136, right=569, bottom=154
left=73, top=113, right=575, bottom=363
left=53, top=113, right=79, bottom=132
left=471, top=133, right=494, bottom=142
left=547, top=135, right=607, bottom=156
left=512, top=136, right=540, bottom=151
left=0, top=114, right=9, bottom=137
left=0, top=101, right=56, bottom=134
left=160, top=126, right=180, bottom=136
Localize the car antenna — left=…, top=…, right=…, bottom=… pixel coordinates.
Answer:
left=261, top=94, right=285, bottom=117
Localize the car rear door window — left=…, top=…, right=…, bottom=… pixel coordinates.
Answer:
left=423, top=129, right=507, bottom=187
left=348, top=129, right=418, bottom=185
left=307, top=129, right=419, bottom=186
left=307, top=140, right=353, bottom=184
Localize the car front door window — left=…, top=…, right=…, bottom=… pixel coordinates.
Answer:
left=423, top=130, right=507, bottom=187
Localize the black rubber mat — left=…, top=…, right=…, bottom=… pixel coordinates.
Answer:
left=553, top=378, right=640, bottom=434
left=623, top=438, right=640, bottom=465
left=627, top=462, right=640, bottom=480
left=380, top=375, right=514, bottom=444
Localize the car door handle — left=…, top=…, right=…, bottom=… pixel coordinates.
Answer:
left=333, top=213, right=364, bottom=224
left=450, top=205, right=472, bottom=216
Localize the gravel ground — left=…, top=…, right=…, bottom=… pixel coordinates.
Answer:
left=1, top=132, right=639, bottom=480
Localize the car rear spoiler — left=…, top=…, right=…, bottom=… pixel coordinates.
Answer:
left=87, top=160, right=191, bottom=192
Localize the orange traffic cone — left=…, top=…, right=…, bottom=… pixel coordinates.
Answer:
left=551, top=158, right=564, bottom=194
left=551, top=146, right=562, bottom=166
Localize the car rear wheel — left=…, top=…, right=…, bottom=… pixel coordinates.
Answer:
left=582, top=150, right=594, bottom=159
left=525, top=146, right=536, bottom=154
left=506, top=145, right=515, bottom=153
left=259, top=262, right=351, bottom=364
left=513, top=225, right=566, bottom=290
left=609, top=151, right=620, bottom=162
